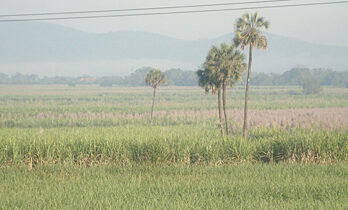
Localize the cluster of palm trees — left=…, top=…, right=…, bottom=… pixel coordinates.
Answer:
left=146, top=12, right=269, bottom=139
left=196, top=12, right=269, bottom=138
left=197, top=43, right=246, bottom=138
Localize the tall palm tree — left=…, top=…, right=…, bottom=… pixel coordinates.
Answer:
left=233, top=12, right=269, bottom=138
left=145, top=68, right=166, bottom=123
left=220, top=45, right=246, bottom=135
left=197, top=46, right=225, bottom=138
left=197, top=44, right=246, bottom=137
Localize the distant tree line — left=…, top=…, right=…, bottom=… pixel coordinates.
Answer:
left=0, top=67, right=347, bottom=87
left=249, top=67, right=348, bottom=87
left=0, top=67, right=197, bottom=86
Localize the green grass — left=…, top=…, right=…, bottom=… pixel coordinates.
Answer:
left=1, top=85, right=348, bottom=209
left=1, top=164, right=347, bottom=209
left=1, top=126, right=346, bottom=165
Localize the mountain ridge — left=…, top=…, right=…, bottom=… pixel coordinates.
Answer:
left=0, top=21, right=347, bottom=76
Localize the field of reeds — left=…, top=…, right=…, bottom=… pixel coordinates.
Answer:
left=0, top=85, right=347, bottom=164
left=0, top=85, right=347, bottom=209
left=1, top=85, right=347, bottom=128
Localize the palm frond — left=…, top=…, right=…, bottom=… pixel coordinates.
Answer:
left=233, top=12, right=269, bottom=50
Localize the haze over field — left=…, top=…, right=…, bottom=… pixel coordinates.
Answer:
left=1, top=22, right=348, bottom=76
left=1, top=1, right=348, bottom=208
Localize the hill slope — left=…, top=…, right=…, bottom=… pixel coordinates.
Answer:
left=0, top=22, right=347, bottom=76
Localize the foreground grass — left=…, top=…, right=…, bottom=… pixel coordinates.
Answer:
left=0, top=163, right=347, bottom=209
left=1, top=126, right=347, bottom=165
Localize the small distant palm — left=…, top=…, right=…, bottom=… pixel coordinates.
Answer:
left=234, top=12, right=269, bottom=138
left=145, top=69, right=166, bottom=123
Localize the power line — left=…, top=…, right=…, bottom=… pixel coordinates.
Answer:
left=0, top=1, right=347, bottom=22
left=0, top=0, right=300, bottom=17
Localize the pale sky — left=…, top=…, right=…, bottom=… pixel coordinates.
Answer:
left=1, top=0, right=348, bottom=47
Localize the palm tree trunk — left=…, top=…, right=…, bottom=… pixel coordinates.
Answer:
left=150, top=87, right=156, bottom=123
left=243, top=45, right=253, bottom=138
left=218, top=88, right=224, bottom=138
left=222, top=82, right=229, bottom=135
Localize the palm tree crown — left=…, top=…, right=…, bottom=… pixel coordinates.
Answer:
left=198, top=45, right=224, bottom=95
left=234, top=12, right=269, bottom=50
left=198, top=44, right=246, bottom=91
left=221, top=44, right=246, bottom=85
left=145, top=69, right=166, bottom=88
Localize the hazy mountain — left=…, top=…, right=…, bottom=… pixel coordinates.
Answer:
left=0, top=21, right=347, bottom=76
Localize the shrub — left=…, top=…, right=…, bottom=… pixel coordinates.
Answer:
left=302, top=77, right=321, bottom=94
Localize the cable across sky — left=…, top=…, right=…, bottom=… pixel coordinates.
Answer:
left=0, top=0, right=347, bottom=22
left=0, top=0, right=301, bottom=17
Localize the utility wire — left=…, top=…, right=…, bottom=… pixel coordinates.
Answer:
left=0, top=0, right=300, bottom=17
left=0, top=1, right=347, bottom=22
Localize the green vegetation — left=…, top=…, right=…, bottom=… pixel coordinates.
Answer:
left=0, top=86, right=347, bottom=165
left=302, top=77, right=322, bottom=95
left=0, top=85, right=347, bottom=209
left=0, top=126, right=347, bottom=166
left=1, top=164, right=347, bottom=209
